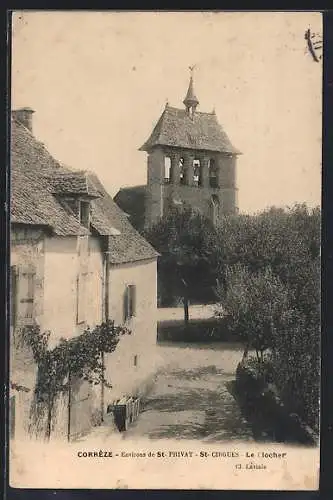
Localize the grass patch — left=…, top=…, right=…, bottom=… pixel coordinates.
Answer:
left=157, top=317, right=239, bottom=342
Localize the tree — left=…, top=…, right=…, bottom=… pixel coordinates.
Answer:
left=269, top=257, right=320, bottom=430
left=143, top=205, right=218, bottom=309
left=214, top=204, right=321, bottom=430
left=217, top=265, right=290, bottom=362
left=214, top=205, right=320, bottom=304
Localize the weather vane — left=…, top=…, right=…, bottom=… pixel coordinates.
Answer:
left=189, top=64, right=196, bottom=75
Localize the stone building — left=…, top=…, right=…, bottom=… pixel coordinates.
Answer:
left=10, top=108, right=159, bottom=441
left=115, top=74, right=241, bottom=230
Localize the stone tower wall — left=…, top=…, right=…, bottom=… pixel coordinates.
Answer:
left=145, top=145, right=238, bottom=226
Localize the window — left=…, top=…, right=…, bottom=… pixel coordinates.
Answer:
left=66, top=198, right=80, bottom=218
left=193, top=159, right=202, bottom=187
left=124, top=284, right=136, bottom=322
left=77, top=272, right=88, bottom=324
left=80, top=201, right=91, bottom=229
left=20, top=269, right=35, bottom=322
left=179, top=158, right=186, bottom=185
left=209, top=159, right=218, bottom=188
left=11, top=265, right=36, bottom=327
left=133, top=354, right=138, bottom=367
left=164, top=156, right=172, bottom=184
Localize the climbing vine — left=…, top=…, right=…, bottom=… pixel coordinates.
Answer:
left=18, top=320, right=131, bottom=439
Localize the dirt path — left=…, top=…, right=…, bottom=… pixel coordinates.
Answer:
left=123, top=342, right=254, bottom=442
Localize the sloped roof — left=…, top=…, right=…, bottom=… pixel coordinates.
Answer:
left=48, top=171, right=101, bottom=198
left=87, top=177, right=158, bottom=264
left=11, top=116, right=158, bottom=264
left=11, top=118, right=89, bottom=236
left=140, top=105, right=241, bottom=154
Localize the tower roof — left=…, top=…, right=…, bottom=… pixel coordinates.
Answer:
left=139, top=106, right=241, bottom=154
left=183, top=76, right=199, bottom=109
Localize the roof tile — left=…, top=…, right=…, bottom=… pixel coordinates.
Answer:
left=140, top=106, right=241, bottom=154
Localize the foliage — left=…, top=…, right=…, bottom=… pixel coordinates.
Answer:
left=19, top=320, right=130, bottom=438
left=214, top=204, right=320, bottom=290
left=143, top=202, right=320, bottom=430
left=269, top=260, right=320, bottom=431
left=214, top=204, right=320, bottom=431
left=143, top=205, right=218, bottom=305
left=218, top=265, right=290, bottom=361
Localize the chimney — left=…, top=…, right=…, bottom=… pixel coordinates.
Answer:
left=12, top=107, right=35, bottom=133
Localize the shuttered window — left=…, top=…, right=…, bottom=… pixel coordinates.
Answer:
left=20, top=270, right=35, bottom=321
left=11, top=265, right=36, bottom=327
left=123, top=284, right=136, bottom=322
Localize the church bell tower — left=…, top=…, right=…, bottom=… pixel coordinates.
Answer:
left=139, top=69, right=241, bottom=227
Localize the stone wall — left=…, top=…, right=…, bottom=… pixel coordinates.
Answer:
left=145, top=146, right=238, bottom=226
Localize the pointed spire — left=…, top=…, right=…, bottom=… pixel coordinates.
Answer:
left=183, top=66, right=199, bottom=113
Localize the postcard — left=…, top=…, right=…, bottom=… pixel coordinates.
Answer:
left=9, top=10, right=322, bottom=490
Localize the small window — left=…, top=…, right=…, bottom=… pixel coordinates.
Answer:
left=80, top=201, right=91, bottom=228
left=164, top=156, right=172, bottom=184
left=77, top=272, right=88, bottom=324
left=66, top=198, right=80, bottom=218
left=124, top=284, right=136, bottom=322
left=179, top=158, right=186, bottom=185
left=209, top=159, right=218, bottom=188
left=134, top=354, right=138, bottom=367
left=193, top=159, right=202, bottom=187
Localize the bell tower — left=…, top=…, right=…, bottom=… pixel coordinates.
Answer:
left=139, top=69, right=241, bottom=228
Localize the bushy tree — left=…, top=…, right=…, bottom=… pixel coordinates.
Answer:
left=217, top=265, right=290, bottom=362
left=143, top=205, right=218, bottom=306
left=214, top=204, right=320, bottom=430
left=214, top=204, right=320, bottom=287
left=270, top=257, right=320, bottom=430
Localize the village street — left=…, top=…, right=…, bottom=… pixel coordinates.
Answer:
left=78, top=305, right=311, bottom=446
left=86, top=305, right=287, bottom=444
left=123, top=341, right=255, bottom=442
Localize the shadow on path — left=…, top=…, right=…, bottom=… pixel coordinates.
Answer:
left=126, top=365, right=253, bottom=442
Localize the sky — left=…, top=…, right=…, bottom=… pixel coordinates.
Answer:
left=11, top=11, right=322, bottom=214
